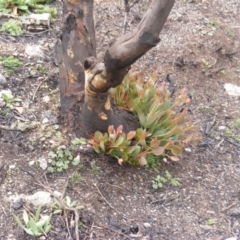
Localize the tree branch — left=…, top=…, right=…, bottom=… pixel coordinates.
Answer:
left=105, top=0, right=175, bottom=73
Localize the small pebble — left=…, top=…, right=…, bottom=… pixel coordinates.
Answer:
left=0, top=73, right=7, bottom=86
left=230, top=207, right=240, bottom=217
left=143, top=222, right=152, bottom=228
left=184, top=148, right=192, bottom=153
left=13, top=198, right=24, bottom=210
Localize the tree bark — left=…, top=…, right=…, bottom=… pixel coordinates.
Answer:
left=57, top=0, right=175, bottom=137
left=56, top=0, right=95, bottom=129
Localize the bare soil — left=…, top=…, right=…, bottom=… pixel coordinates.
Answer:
left=1, top=0, right=240, bottom=239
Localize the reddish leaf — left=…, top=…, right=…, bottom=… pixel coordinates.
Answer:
left=173, top=108, right=187, bottom=124
left=150, top=138, right=160, bottom=149
left=152, top=146, right=165, bottom=156
left=116, top=125, right=123, bottom=135
left=127, top=131, right=136, bottom=140
left=169, top=145, right=182, bottom=156
left=184, top=134, right=193, bottom=144
left=169, top=156, right=180, bottom=161
left=138, top=156, right=147, bottom=166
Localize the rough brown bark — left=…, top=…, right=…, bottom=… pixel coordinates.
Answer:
left=57, top=0, right=175, bottom=137
left=56, top=0, right=95, bottom=128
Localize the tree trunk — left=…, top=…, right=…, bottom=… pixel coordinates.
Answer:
left=57, top=0, right=175, bottom=137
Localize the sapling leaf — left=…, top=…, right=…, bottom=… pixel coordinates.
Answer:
left=35, top=206, right=41, bottom=222
left=66, top=196, right=71, bottom=207
left=76, top=205, right=84, bottom=210
left=44, top=224, right=51, bottom=233
left=48, top=151, right=57, bottom=158
left=23, top=210, right=29, bottom=226
left=24, top=228, right=34, bottom=236
left=14, top=215, right=25, bottom=228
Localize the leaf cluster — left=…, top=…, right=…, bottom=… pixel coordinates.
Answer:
left=14, top=206, right=51, bottom=237
left=0, top=89, right=22, bottom=110
left=52, top=196, right=84, bottom=214
left=90, top=72, right=194, bottom=166
left=0, top=20, right=24, bottom=35
left=0, top=55, right=22, bottom=75
left=0, top=0, right=55, bottom=16
left=152, top=170, right=181, bottom=189
left=47, top=145, right=80, bottom=173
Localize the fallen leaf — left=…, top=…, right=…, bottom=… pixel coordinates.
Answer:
left=138, top=156, right=147, bottom=166
left=169, top=156, right=180, bottom=161
left=118, top=158, right=124, bottom=165
left=14, top=107, right=24, bottom=114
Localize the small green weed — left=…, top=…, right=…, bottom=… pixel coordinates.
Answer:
left=233, top=119, right=240, bottom=128
left=40, top=124, right=62, bottom=142
left=47, top=146, right=80, bottom=173
left=52, top=196, right=84, bottom=214
left=202, top=18, right=217, bottom=36
left=152, top=170, right=181, bottom=190
left=68, top=171, right=82, bottom=187
left=90, top=162, right=99, bottom=174
left=0, top=20, right=24, bottom=36
left=225, top=29, right=235, bottom=38
left=206, top=219, right=215, bottom=226
left=14, top=206, right=51, bottom=237
left=0, top=0, right=56, bottom=16
left=0, top=56, right=23, bottom=75
left=145, top=154, right=161, bottom=171
left=71, top=137, right=87, bottom=146
left=201, top=59, right=209, bottom=67
left=0, top=90, right=22, bottom=109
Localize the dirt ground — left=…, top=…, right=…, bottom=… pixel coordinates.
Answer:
left=1, top=0, right=240, bottom=239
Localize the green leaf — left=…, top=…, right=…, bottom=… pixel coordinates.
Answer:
left=72, top=155, right=80, bottom=166
left=13, top=215, right=25, bottom=229
left=24, top=228, right=34, bottom=236
left=47, top=167, right=54, bottom=173
left=28, top=218, right=38, bottom=233
left=44, top=224, right=51, bottom=233
left=165, top=170, right=171, bottom=180
left=128, top=146, right=141, bottom=157
left=35, top=206, right=41, bottom=222
left=55, top=131, right=61, bottom=137
left=53, top=209, right=62, bottom=214
left=48, top=151, right=57, bottom=158
left=76, top=205, right=84, bottom=210
left=45, top=131, right=52, bottom=138
left=66, top=196, right=71, bottom=207
left=71, top=138, right=87, bottom=145
left=94, top=131, right=103, bottom=139
left=134, top=104, right=146, bottom=127
left=99, top=141, right=105, bottom=151
left=69, top=201, right=77, bottom=207
left=44, top=214, right=52, bottom=227
left=114, top=136, right=125, bottom=147
left=23, top=210, right=29, bottom=226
